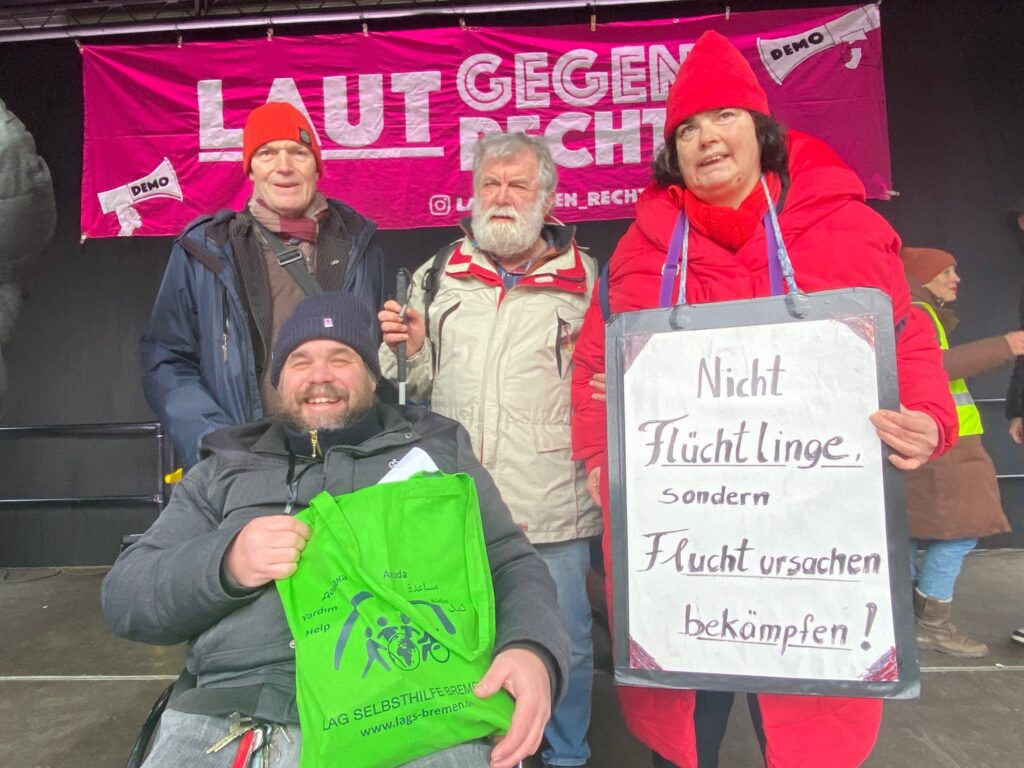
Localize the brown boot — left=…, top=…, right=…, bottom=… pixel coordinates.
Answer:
left=913, top=589, right=989, bottom=658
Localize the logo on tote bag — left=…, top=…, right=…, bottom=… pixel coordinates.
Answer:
left=334, top=591, right=459, bottom=677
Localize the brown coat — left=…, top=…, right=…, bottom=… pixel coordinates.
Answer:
left=906, top=285, right=1013, bottom=539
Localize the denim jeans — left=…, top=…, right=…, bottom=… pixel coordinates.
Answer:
left=534, top=538, right=594, bottom=767
left=908, top=538, right=978, bottom=600
left=142, top=708, right=494, bottom=767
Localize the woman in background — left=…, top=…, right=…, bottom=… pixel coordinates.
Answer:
left=902, top=246, right=1020, bottom=657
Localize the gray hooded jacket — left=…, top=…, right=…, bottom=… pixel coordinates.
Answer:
left=101, top=403, right=569, bottom=723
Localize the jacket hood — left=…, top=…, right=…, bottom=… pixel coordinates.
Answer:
left=634, top=130, right=867, bottom=253
left=907, top=275, right=931, bottom=303
left=197, top=418, right=274, bottom=462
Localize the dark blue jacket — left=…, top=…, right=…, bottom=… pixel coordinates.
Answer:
left=140, top=200, right=384, bottom=467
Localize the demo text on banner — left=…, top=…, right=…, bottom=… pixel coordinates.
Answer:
left=81, top=4, right=889, bottom=237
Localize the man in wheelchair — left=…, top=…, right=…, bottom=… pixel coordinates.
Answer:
left=103, top=292, right=569, bottom=767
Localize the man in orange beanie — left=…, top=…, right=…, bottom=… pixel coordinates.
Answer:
left=140, top=101, right=385, bottom=468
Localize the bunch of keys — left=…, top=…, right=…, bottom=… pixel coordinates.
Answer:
left=206, top=713, right=282, bottom=767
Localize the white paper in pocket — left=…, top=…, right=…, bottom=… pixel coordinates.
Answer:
left=378, top=446, right=440, bottom=484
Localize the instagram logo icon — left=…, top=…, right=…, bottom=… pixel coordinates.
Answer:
left=428, top=194, right=452, bottom=216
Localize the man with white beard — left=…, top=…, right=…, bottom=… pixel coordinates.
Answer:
left=378, top=132, right=599, bottom=768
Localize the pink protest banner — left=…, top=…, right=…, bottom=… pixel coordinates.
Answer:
left=81, top=3, right=888, bottom=238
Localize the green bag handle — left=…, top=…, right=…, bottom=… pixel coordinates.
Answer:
left=305, top=473, right=494, bottom=663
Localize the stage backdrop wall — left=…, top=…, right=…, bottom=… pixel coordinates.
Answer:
left=1, top=0, right=1023, bottom=565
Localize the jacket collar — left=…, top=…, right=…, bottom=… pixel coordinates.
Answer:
left=910, top=280, right=959, bottom=333
left=447, top=219, right=587, bottom=294
left=283, top=408, right=383, bottom=458
left=635, top=130, right=865, bottom=255
left=250, top=402, right=419, bottom=459
left=459, top=216, right=576, bottom=253
left=175, top=199, right=377, bottom=275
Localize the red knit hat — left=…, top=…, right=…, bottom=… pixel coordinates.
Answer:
left=664, top=30, right=770, bottom=140
left=900, top=247, right=957, bottom=285
left=242, top=102, right=323, bottom=175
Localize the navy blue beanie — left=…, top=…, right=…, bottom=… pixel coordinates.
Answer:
left=270, top=292, right=381, bottom=387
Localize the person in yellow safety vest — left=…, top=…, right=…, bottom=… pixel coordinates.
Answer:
left=901, top=247, right=1024, bottom=657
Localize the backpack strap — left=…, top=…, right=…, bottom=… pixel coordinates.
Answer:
left=173, top=214, right=226, bottom=274
left=251, top=219, right=323, bottom=296
left=421, top=240, right=460, bottom=338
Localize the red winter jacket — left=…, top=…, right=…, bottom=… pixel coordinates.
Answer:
left=570, top=131, right=957, bottom=768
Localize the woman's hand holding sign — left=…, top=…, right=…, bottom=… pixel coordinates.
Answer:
left=869, top=404, right=940, bottom=470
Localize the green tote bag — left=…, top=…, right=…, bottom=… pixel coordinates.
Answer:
left=276, top=472, right=513, bottom=767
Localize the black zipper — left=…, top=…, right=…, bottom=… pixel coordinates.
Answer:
left=220, top=284, right=229, bottom=363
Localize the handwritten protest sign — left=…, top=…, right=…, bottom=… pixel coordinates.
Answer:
left=606, top=289, right=919, bottom=698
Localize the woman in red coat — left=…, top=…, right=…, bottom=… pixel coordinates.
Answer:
left=570, top=30, right=958, bottom=768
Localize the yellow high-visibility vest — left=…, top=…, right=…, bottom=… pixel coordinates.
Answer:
left=914, top=301, right=983, bottom=436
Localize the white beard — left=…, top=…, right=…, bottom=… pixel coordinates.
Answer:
left=470, top=196, right=547, bottom=258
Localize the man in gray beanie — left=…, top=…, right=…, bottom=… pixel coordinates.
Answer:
left=266, top=291, right=384, bottom=445
left=104, top=292, right=569, bottom=768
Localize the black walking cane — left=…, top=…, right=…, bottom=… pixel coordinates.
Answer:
left=395, top=268, right=412, bottom=405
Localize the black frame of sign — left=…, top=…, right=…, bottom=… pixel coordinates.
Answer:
left=604, top=287, right=920, bottom=699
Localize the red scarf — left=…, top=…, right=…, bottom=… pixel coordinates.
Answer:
left=670, top=173, right=782, bottom=253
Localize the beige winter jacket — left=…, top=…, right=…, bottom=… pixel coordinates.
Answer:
left=380, top=223, right=600, bottom=544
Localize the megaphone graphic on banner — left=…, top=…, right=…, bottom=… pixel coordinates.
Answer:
left=97, top=157, right=183, bottom=237
left=756, top=4, right=881, bottom=85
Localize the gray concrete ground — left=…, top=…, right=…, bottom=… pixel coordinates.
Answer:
left=1, top=551, right=1022, bottom=768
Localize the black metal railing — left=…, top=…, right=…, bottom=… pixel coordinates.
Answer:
left=971, top=398, right=1023, bottom=481
left=0, top=421, right=175, bottom=507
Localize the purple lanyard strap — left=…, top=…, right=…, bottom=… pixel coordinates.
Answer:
left=657, top=214, right=688, bottom=308
left=659, top=176, right=797, bottom=308
left=765, top=216, right=784, bottom=297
